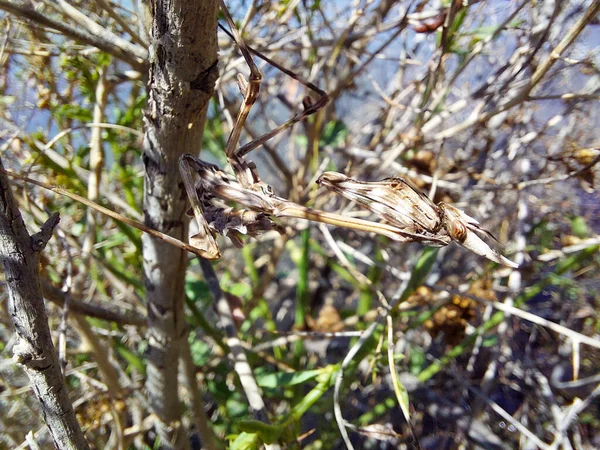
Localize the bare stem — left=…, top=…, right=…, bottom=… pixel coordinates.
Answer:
left=0, top=158, right=90, bottom=450
left=198, top=258, right=281, bottom=450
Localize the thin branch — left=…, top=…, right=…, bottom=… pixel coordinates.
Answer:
left=515, top=153, right=600, bottom=190
left=92, top=0, right=147, bottom=47
left=180, top=339, right=219, bottom=450
left=81, top=69, right=109, bottom=262
left=0, top=0, right=146, bottom=70
left=548, top=382, right=600, bottom=449
left=40, top=279, right=147, bottom=326
left=467, top=385, right=550, bottom=449
left=333, top=276, right=412, bottom=449
left=427, top=0, right=600, bottom=143
left=334, top=321, right=379, bottom=450
left=49, top=0, right=147, bottom=61
left=428, top=285, right=600, bottom=350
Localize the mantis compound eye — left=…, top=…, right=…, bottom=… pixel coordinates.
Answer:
left=439, top=203, right=468, bottom=242
left=261, top=184, right=273, bottom=196
left=445, top=218, right=467, bottom=242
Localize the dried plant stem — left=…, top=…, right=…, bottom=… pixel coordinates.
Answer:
left=0, top=158, right=90, bottom=449
left=179, top=342, right=219, bottom=450
left=334, top=322, right=379, bottom=450
left=432, top=286, right=600, bottom=350
left=41, top=280, right=146, bottom=326
left=318, top=223, right=372, bottom=288
left=81, top=69, right=108, bottom=263
left=198, top=258, right=281, bottom=450
left=72, top=316, right=126, bottom=397
left=49, top=0, right=147, bottom=62
left=92, top=0, right=147, bottom=47
left=428, top=0, right=600, bottom=143
left=548, top=383, right=600, bottom=449
left=0, top=0, right=146, bottom=70
left=467, top=385, right=550, bottom=449
left=333, top=276, right=412, bottom=450
left=422, top=0, right=529, bottom=129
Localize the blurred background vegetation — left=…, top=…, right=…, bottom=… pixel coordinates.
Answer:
left=0, top=0, right=599, bottom=449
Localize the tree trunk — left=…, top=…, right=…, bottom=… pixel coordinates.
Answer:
left=142, top=0, right=219, bottom=447
left=0, top=159, right=90, bottom=450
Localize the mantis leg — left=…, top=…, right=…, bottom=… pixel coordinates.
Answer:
left=218, top=0, right=328, bottom=168
left=179, top=155, right=221, bottom=259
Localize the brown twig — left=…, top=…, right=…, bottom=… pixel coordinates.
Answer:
left=0, top=0, right=146, bottom=70
left=41, top=280, right=147, bottom=327
left=198, top=258, right=280, bottom=450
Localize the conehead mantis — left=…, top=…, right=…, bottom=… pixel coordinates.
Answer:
left=178, top=1, right=518, bottom=268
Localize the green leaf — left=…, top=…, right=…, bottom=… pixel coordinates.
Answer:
left=229, top=432, right=261, bottom=450
left=409, top=347, right=426, bottom=375
left=287, top=366, right=337, bottom=422
left=227, top=395, right=249, bottom=418
left=115, top=343, right=146, bottom=375
left=228, top=282, right=252, bottom=298
left=185, top=278, right=211, bottom=304
left=389, top=357, right=411, bottom=423
left=238, top=420, right=283, bottom=444
left=530, top=219, right=553, bottom=249
left=188, top=333, right=211, bottom=366
left=257, top=369, right=322, bottom=389
left=320, top=119, right=349, bottom=147
left=460, top=19, right=525, bottom=40
left=571, top=216, right=588, bottom=238
left=482, top=335, right=498, bottom=347
left=113, top=220, right=143, bottom=254
left=295, top=228, right=310, bottom=330
left=54, top=104, right=93, bottom=122
left=399, top=247, right=439, bottom=303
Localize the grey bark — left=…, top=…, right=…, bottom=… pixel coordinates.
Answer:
left=0, top=159, right=90, bottom=450
left=142, top=0, right=219, bottom=448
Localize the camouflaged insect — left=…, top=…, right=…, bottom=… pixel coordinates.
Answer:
left=180, top=154, right=446, bottom=257
left=180, top=155, right=284, bottom=260
left=317, top=171, right=518, bottom=268
left=176, top=2, right=518, bottom=269
left=180, top=156, right=517, bottom=267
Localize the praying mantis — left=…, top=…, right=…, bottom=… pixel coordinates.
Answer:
left=179, top=0, right=518, bottom=269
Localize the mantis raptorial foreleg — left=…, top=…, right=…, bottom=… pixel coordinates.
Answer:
left=179, top=156, right=221, bottom=259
